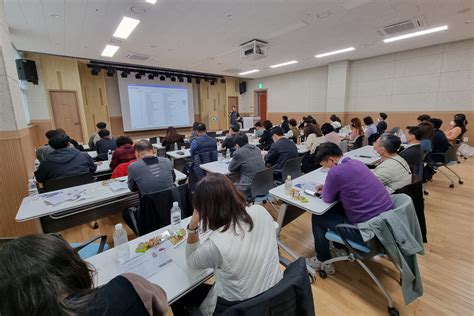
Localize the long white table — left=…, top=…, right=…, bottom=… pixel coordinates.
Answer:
left=17, top=170, right=187, bottom=233
left=345, top=145, right=380, bottom=165
left=199, top=159, right=232, bottom=175
left=87, top=217, right=213, bottom=304
left=167, top=148, right=191, bottom=160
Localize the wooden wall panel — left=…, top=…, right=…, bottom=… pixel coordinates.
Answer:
left=0, top=130, right=39, bottom=237
left=78, top=62, right=110, bottom=136
left=29, top=119, right=54, bottom=148
left=199, top=80, right=227, bottom=131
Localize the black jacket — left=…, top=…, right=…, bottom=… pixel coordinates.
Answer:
left=259, top=129, right=274, bottom=151
left=377, top=120, right=387, bottom=134
left=265, top=138, right=299, bottom=170
left=281, top=120, right=290, bottom=133
left=432, top=129, right=450, bottom=154
left=96, top=138, right=117, bottom=161
left=399, top=144, right=425, bottom=174
left=35, top=148, right=97, bottom=183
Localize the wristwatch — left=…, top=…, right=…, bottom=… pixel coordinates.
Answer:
left=186, top=224, right=199, bottom=234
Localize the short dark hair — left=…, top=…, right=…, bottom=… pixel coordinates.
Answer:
left=0, top=234, right=94, bottom=315
left=314, top=143, right=343, bottom=163
left=98, top=129, right=110, bottom=138
left=230, top=123, right=240, bottom=133
left=289, top=119, right=297, bottom=127
left=363, top=116, right=374, bottom=125
left=196, top=123, right=207, bottom=132
left=254, top=121, right=262, bottom=128
left=417, top=114, right=431, bottom=122
left=233, top=132, right=249, bottom=147
left=321, top=123, right=335, bottom=135
left=379, top=112, right=388, bottom=120
left=454, top=113, right=468, bottom=126
left=418, top=122, right=434, bottom=139
left=116, top=136, right=133, bottom=147
left=45, top=129, right=59, bottom=139
left=330, top=114, right=341, bottom=122
left=282, top=115, right=288, bottom=120
left=429, top=118, right=443, bottom=129
left=378, top=133, right=401, bottom=154
left=406, top=126, right=424, bottom=140
left=271, top=126, right=284, bottom=136
left=134, top=139, right=153, bottom=152
left=49, top=134, right=70, bottom=149
left=193, top=173, right=253, bottom=233
left=192, top=122, right=200, bottom=130
left=262, top=120, right=273, bottom=130
left=96, top=122, right=106, bottom=129
left=304, top=123, right=318, bottom=138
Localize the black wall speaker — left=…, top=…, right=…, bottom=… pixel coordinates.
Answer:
left=15, top=59, right=38, bottom=84
left=239, top=81, right=247, bottom=94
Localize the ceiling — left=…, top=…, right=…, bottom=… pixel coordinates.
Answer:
left=4, top=0, right=474, bottom=79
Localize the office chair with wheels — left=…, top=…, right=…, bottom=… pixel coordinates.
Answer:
left=276, top=156, right=303, bottom=184
left=428, top=144, right=463, bottom=188
left=348, top=135, right=365, bottom=150
left=248, top=167, right=276, bottom=209
left=70, top=234, right=109, bottom=259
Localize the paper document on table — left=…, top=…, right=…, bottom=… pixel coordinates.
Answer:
left=108, top=180, right=128, bottom=192
left=42, top=188, right=86, bottom=206
left=149, top=249, right=173, bottom=269
left=120, top=252, right=158, bottom=278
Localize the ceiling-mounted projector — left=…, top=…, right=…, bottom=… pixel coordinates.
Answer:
left=240, top=39, right=268, bottom=60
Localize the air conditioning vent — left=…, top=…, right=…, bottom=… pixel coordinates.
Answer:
left=125, top=53, right=150, bottom=61
left=378, top=16, right=426, bottom=36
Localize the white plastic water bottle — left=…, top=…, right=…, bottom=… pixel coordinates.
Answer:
left=284, top=175, right=293, bottom=195
left=113, top=223, right=130, bottom=263
left=226, top=149, right=231, bottom=159
left=157, top=137, right=161, bottom=144
left=170, top=202, right=182, bottom=232
left=174, top=142, right=179, bottom=151
left=107, top=149, right=113, bottom=161
left=28, top=178, right=38, bottom=196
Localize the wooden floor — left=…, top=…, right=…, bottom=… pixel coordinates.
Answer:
left=61, top=158, right=474, bottom=315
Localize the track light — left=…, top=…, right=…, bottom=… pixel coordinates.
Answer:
left=196, top=78, right=201, bottom=84
left=204, top=78, right=209, bottom=82
left=148, top=73, right=154, bottom=80
left=91, top=66, right=100, bottom=76
left=210, top=80, right=215, bottom=85
left=187, top=77, right=192, bottom=83
left=221, top=78, right=225, bottom=84
left=178, top=76, right=184, bottom=83
left=171, top=76, right=176, bottom=82
left=135, top=72, right=142, bottom=79
left=106, top=67, right=114, bottom=77
left=159, top=75, right=165, bottom=81
left=121, top=70, right=129, bottom=78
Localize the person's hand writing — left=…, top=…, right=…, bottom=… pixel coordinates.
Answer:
left=315, top=184, right=324, bottom=193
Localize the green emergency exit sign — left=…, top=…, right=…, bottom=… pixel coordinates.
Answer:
left=258, top=83, right=264, bottom=89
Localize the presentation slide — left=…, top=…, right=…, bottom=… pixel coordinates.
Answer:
left=118, top=77, right=195, bottom=132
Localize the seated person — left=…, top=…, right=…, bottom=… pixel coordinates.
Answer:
left=128, top=140, right=175, bottom=195
left=280, top=115, right=290, bottom=133
left=321, top=123, right=342, bottom=145
left=417, top=114, right=431, bottom=123
left=56, top=128, right=84, bottom=151
left=343, top=117, right=364, bottom=142
left=418, top=121, right=435, bottom=153
left=264, top=127, right=299, bottom=180
left=258, top=120, right=274, bottom=150
left=111, top=160, right=137, bottom=179
left=254, top=121, right=264, bottom=137
left=222, top=123, right=240, bottom=156
left=110, top=136, right=135, bottom=170
left=36, top=129, right=60, bottom=162
left=363, top=116, right=378, bottom=145
left=0, top=234, right=167, bottom=316
left=35, top=134, right=97, bottom=184
left=376, top=112, right=388, bottom=134
left=429, top=118, right=450, bottom=158
left=399, top=126, right=425, bottom=174
left=173, top=174, right=282, bottom=315
left=304, top=123, right=324, bottom=154
left=88, top=121, right=107, bottom=150
left=329, top=114, right=342, bottom=131
left=228, top=133, right=265, bottom=198
left=161, top=126, right=185, bottom=151
left=285, top=119, right=300, bottom=143
left=373, top=134, right=412, bottom=193
left=445, top=116, right=467, bottom=144
left=95, top=129, right=117, bottom=161
left=189, top=123, right=218, bottom=187
left=307, top=143, right=393, bottom=274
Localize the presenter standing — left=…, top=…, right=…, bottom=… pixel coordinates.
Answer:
left=229, top=106, right=242, bottom=128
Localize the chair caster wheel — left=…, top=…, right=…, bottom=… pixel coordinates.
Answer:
left=449, top=184, right=455, bottom=188
left=459, top=180, right=464, bottom=185
left=423, top=191, right=429, bottom=195
left=388, top=307, right=399, bottom=316
left=308, top=273, right=315, bottom=284
left=319, top=270, right=327, bottom=279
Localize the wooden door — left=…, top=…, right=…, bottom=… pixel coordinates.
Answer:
left=50, top=91, right=83, bottom=141
left=257, top=91, right=267, bottom=121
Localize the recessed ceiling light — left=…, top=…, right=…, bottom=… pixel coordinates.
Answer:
left=131, top=7, right=147, bottom=14
left=270, top=60, right=298, bottom=68
left=225, top=13, right=233, bottom=18
left=101, top=45, right=119, bottom=57
left=113, top=16, right=140, bottom=39
left=48, top=12, right=61, bottom=18
left=145, top=0, right=157, bottom=3
left=465, top=20, right=474, bottom=24
left=383, top=25, right=448, bottom=43
left=316, top=10, right=331, bottom=18
left=315, top=47, right=355, bottom=58
left=238, top=69, right=259, bottom=75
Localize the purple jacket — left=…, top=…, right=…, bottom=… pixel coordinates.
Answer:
left=322, top=157, right=393, bottom=224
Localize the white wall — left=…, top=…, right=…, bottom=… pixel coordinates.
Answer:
left=239, top=66, right=328, bottom=113
left=240, top=38, right=474, bottom=114
left=23, top=58, right=49, bottom=120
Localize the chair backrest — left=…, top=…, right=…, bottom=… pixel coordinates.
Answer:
left=149, top=137, right=158, bottom=144
left=445, top=143, right=460, bottom=162
left=177, top=141, right=190, bottom=149
left=352, top=135, right=364, bottom=149
left=248, top=127, right=255, bottom=133
left=207, top=132, right=217, bottom=138
left=214, top=257, right=315, bottom=316
left=138, top=184, right=193, bottom=236
left=44, top=173, right=95, bottom=192
left=280, top=157, right=303, bottom=181
left=156, top=147, right=167, bottom=157
left=249, top=167, right=275, bottom=199
left=390, top=127, right=400, bottom=135
left=367, top=133, right=379, bottom=146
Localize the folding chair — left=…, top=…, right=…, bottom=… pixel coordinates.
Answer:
left=44, top=173, right=95, bottom=192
